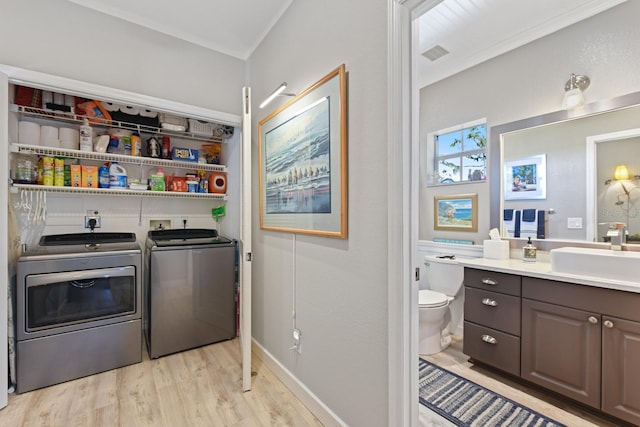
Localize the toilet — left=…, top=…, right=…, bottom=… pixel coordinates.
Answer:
left=419, top=254, right=464, bottom=355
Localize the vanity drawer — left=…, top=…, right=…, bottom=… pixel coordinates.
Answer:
left=464, top=287, right=521, bottom=336
left=464, top=268, right=521, bottom=296
left=463, top=321, right=520, bottom=376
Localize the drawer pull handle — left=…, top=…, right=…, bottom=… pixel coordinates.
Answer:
left=588, top=316, right=598, bottom=325
left=481, top=334, right=497, bottom=345
left=604, top=320, right=614, bottom=328
left=481, top=298, right=498, bottom=307
left=481, top=278, right=498, bottom=286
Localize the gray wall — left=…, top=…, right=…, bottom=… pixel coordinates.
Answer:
left=0, top=0, right=244, bottom=115
left=249, top=0, right=389, bottom=425
left=419, top=1, right=640, bottom=242
left=0, top=0, right=246, bottom=240
left=1, top=1, right=391, bottom=425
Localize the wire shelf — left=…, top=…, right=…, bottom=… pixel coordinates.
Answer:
left=11, top=143, right=227, bottom=172
left=11, top=104, right=228, bottom=144
left=11, top=184, right=227, bottom=200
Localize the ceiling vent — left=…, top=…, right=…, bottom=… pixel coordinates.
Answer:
left=422, top=45, right=449, bottom=61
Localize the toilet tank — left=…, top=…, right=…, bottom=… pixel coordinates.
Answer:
left=423, top=254, right=464, bottom=296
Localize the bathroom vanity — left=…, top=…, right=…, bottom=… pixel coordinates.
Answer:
left=460, top=258, right=640, bottom=426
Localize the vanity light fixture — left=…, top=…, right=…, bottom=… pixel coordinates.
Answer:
left=562, top=73, right=590, bottom=110
left=259, top=82, right=296, bottom=109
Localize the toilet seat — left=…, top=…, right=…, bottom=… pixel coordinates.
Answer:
left=419, top=289, right=449, bottom=308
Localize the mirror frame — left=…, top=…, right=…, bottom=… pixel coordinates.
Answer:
left=489, top=91, right=640, bottom=237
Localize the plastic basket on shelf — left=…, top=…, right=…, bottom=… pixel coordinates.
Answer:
left=159, top=113, right=187, bottom=132
left=188, top=119, right=217, bottom=137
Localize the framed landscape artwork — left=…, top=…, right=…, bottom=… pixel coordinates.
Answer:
left=258, top=64, right=348, bottom=238
left=434, top=193, right=478, bottom=232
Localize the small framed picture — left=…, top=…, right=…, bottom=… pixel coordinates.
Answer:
left=434, top=193, right=478, bottom=232
left=504, top=154, right=546, bottom=200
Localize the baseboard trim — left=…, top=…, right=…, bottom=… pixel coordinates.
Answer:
left=251, top=339, right=348, bottom=427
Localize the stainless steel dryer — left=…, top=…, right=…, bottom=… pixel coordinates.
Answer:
left=16, top=232, right=142, bottom=393
left=145, top=229, right=236, bottom=358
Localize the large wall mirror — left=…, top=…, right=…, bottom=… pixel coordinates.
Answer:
left=489, top=91, right=640, bottom=242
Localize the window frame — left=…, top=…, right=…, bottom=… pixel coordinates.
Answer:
left=427, top=118, right=487, bottom=187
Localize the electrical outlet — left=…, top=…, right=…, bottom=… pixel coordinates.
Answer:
left=292, top=328, right=302, bottom=354
left=84, top=215, right=101, bottom=229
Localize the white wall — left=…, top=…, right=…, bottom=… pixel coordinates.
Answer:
left=248, top=1, right=389, bottom=425
left=1, top=0, right=244, bottom=116
left=419, top=1, right=640, bottom=242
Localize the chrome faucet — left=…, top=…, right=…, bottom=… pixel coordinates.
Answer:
left=610, top=223, right=626, bottom=250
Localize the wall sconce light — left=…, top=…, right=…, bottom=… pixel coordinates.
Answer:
left=562, top=73, right=590, bottom=110
left=605, top=164, right=632, bottom=185
left=259, top=82, right=296, bottom=109
left=614, top=164, right=630, bottom=181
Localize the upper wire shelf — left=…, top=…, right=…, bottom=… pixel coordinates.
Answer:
left=10, top=104, right=228, bottom=144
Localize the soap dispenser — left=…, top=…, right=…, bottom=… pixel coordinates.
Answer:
left=523, top=237, right=537, bottom=262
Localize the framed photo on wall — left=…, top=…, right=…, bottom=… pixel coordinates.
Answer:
left=434, top=193, right=478, bottom=232
left=258, top=64, right=348, bottom=238
left=504, top=154, right=547, bottom=200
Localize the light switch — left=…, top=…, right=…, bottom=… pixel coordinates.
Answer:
left=567, top=217, right=583, bottom=229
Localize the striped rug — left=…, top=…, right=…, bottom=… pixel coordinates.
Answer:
left=419, top=358, right=566, bottom=427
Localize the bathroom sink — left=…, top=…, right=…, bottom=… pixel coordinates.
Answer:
left=39, top=232, right=137, bottom=246
left=550, top=247, right=640, bottom=283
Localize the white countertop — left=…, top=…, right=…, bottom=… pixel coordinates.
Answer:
left=457, top=257, right=640, bottom=294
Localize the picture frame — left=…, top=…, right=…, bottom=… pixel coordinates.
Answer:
left=434, top=193, right=478, bottom=232
left=258, top=64, right=348, bottom=238
left=504, top=154, right=547, bottom=200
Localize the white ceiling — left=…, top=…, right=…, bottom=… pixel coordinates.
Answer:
left=64, top=0, right=293, bottom=60
left=417, top=0, right=627, bottom=88
left=65, top=0, right=625, bottom=86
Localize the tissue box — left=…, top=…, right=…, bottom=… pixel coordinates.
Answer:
left=483, top=240, right=510, bottom=260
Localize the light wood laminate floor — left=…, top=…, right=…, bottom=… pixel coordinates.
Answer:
left=420, top=335, right=624, bottom=427
left=0, top=338, right=323, bottom=427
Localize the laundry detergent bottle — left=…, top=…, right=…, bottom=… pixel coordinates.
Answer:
left=109, top=162, right=127, bottom=188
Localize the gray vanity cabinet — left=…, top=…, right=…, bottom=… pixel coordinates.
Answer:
left=521, top=298, right=601, bottom=408
left=463, top=268, right=521, bottom=376
left=463, top=268, right=640, bottom=425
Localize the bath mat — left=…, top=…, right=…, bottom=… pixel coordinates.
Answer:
left=419, top=358, right=566, bottom=427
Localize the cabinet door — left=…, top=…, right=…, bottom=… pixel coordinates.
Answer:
left=521, top=299, right=601, bottom=408
left=602, top=316, right=640, bottom=425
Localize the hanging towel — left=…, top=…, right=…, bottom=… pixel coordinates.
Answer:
left=514, top=210, right=521, bottom=238
left=522, top=209, right=536, bottom=222
left=520, top=209, right=537, bottom=239
left=537, top=210, right=546, bottom=239
left=503, top=209, right=516, bottom=237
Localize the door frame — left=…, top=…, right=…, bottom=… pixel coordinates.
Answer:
left=0, top=69, right=9, bottom=409
left=388, top=1, right=443, bottom=425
